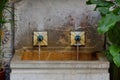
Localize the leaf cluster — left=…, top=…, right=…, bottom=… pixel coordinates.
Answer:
left=0, top=0, right=11, bottom=69
left=0, top=0, right=12, bottom=25
left=86, top=0, right=120, bottom=67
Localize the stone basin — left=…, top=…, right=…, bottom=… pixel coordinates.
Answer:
left=10, top=48, right=109, bottom=80
left=21, top=51, right=98, bottom=61
left=16, top=47, right=99, bottom=61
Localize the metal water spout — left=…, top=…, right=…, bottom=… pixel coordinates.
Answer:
left=75, top=35, right=81, bottom=44
left=71, top=31, right=85, bottom=60
left=37, top=35, right=44, bottom=42
left=33, top=32, right=48, bottom=60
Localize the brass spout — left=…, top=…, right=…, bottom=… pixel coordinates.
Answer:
left=71, top=31, right=85, bottom=46
left=33, top=32, right=48, bottom=46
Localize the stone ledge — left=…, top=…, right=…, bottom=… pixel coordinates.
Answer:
left=11, top=52, right=109, bottom=69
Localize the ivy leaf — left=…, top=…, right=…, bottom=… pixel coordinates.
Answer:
left=113, top=55, right=120, bottom=67
left=96, top=1, right=113, bottom=7
left=112, top=7, right=120, bottom=15
left=115, top=0, right=120, bottom=5
left=105, top=50, right=113, bottom=62
left=98, top=13, right=120, bottom=34
left=108, top=23, right=120, bottom=45
left=0, top=18, right=7, bottom=24
left=86, top=0, right=113, bottom=7
left=109, top=44, right=120, bottom=57
left=0, top=0, right=8, bottom=11
left=86, top=0, right=92, bottom=4
left=97, top=7, right=110, bottom=15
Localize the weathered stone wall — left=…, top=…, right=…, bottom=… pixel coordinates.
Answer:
left=15, top=0, right=104, bottom=51
left=2, top=4, right=13, bottom=63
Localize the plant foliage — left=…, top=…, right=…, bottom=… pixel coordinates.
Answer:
left=86, top=0, right=120, bottom=67
left=0, top=0, right=11, bottom=69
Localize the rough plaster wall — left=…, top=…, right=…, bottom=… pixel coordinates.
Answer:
left=2, top=23, right=12, bottom=62
left=2, top=6, right=13, bottom=63
left=15, top=0, right=104, bottom=51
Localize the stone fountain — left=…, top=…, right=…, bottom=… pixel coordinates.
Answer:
left=10, top=0, right=109, bottom=80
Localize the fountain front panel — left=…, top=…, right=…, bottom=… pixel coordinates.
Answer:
left=21, top=50, right=98, bottom=61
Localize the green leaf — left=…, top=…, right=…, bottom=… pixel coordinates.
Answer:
left=113, top=55, right=120, bottom=67
left=86, top=0, right=113, bottom=7
left=112, top=7, right=120, bottom=15
left=115, top=0, right=120, bottom=5
left=97, top=1, right=113, bottom=7
left=109, top=44, right=120, bottom=57
left=108, top=23, right=120, bottom=45
left=97, top=7, right=110, bottom=15
left=86, top=0, right=92, bottom=4
left=0, top=0, right=8, bottom=11
left=109, top=44, right=120, bottom=67
left=113, top=7, right=120, bottom=15
left=105, top=50, right=113, bottom=62
left=98, top=13, right=120, bottom=34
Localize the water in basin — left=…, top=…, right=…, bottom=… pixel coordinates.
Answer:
left=21, top=50, right=98, bottom=61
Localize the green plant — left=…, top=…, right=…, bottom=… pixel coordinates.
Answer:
left=86, top=0, right=120, bottom=67
left=0, top=0, right=13, bottom=69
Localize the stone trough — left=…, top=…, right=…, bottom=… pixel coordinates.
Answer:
left=10, top=49, right=109, bottom=80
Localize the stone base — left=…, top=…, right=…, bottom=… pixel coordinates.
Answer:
left=10, top=52, right=109, bottom=80
left=11, top=64, right=109, bottom=80
left=11, top=73, right=109, bottom=80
